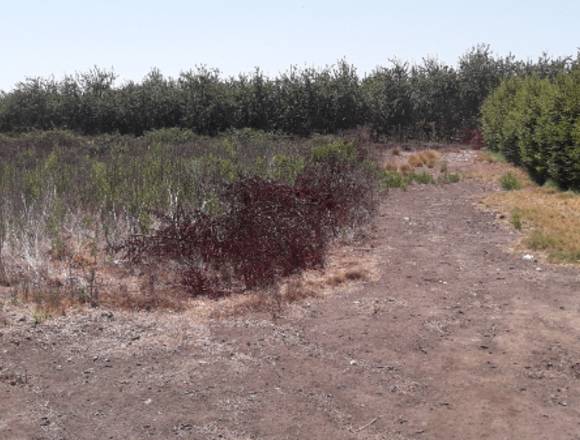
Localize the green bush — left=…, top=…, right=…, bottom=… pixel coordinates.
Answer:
left=499, top=172, right=522, bottom=191
left=545, top=67, right=580, bottom=189
left=511, top=209, right=523, bottom=230
left=410, top=171, right=435, bottom=184
left=438, top=172, right=462, bottom=184
left=481, top=77, right=521, bottom=163
left=481, top=67, right=580, bottom=190
left=382, top=170, right=409, bottom=189
left=271, top=154, right=305, bottom=184
left=514, top=76, right=555, bottom=182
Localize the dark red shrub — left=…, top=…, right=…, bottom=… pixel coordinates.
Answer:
left=296, top=142, right=377, bottom=231
left=119, top=142, right=378, bottom=298
left=120, top=177, right=331, bottom=296
left=460, top=128, right=484, bottom=149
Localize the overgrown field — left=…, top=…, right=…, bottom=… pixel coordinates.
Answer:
left=0, top=129, right=384, bottom=311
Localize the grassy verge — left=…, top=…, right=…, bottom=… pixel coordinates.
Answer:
left=480, top=152, right=580, bottom=264
left=381, top=148, right=462, bottom=189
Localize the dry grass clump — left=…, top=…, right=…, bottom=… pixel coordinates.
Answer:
left=468, top=151, right=534, bottom=187
left=483, top=188, right=580, bottom=264
left=421, top=150, right=441, bottom=168
left=210, top=248, right=377, bottom=319
left=325, top=268, right=367, bottom=286
left=102, top=284, right=189, bottom=312
left=407, top=150, right=441, bottom=168
left=382, top=148, right=444, bottom=180
left=399, top=164, right=412, bottom=175
left=210, top=278, right=320, bottom=319
left=407, top=154, right=423, bottom=168
left=477, top=150, right=506, bottom=164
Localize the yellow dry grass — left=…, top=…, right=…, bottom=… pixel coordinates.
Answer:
left=421, top=149, right=441, bottom=168
left=9, top=226, right=380, bottom=322
left=383, top=149, right=442, bottom=175
left=468, top=152, right=534, bottom=187
left=407, top=150, right=441, bottom=169
left=209, top=249, right=378, bottom=318
left=483, top=185, right=580, bottom=264
left=471, top=151, right=580, bottom=264
left=399, top=164, right=412, bottom=174
left=407, top=154, right=423, bottom=168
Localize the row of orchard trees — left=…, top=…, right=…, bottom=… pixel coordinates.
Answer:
left=0, top=46, right=577, bottom=139
left=481, top=66, right=580, bottom=190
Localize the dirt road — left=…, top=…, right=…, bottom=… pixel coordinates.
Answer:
left=2, top=174, right=580, bottom=439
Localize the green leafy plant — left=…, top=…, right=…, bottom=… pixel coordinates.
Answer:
left=511, top=209, right=523, bottom=230
left=438, top=172, right=462, bottom=184
left=500, top=172, right=522, bottom=191
left=410, top=171, right=435, bottom=185
left=481, top=67, right=580, bottom=190
left=382, top=170, right=409, bottom=189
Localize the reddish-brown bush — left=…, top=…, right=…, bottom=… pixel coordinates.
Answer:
left=460, top=128, right=484, bottom=149
left=120, top=177, right=330, bottom=297
left=119, top=142, right=378, bottom=298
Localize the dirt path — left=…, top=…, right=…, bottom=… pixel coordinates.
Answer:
left=2, top=174, right=580, bottom=439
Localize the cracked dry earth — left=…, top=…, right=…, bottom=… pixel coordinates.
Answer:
left=2, top=175, right=580, bottom=440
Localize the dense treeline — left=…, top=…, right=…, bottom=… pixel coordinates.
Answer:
left=481, top=67, right=580, bottom=190
left=1, top=46, right=577, bottom=139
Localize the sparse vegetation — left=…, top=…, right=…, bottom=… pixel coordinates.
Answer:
left=382, top=169, right=411, bottom=189
left=478, top=150, right=507, bottom=164
left=410, top=171, right=435, bottom=185
left=475, top=154, right=579, bottom=264
left=381, top=150, right=461, bottom=189
left=500, top=172, right=522, bottom=190
left=510, top=209, right=523, bottom=230
left=484, top=185, right=580, bottom=263
left=438, top=172, right=462, bottom=184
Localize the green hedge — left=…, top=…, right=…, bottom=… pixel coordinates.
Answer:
left=1, top=46, right=577, bottom=140
left=481, top=67, right=580, bottom=190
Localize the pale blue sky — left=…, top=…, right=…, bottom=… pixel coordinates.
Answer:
left=1, top=0, right=578, bottom=90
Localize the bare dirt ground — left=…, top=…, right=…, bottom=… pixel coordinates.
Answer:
left=2, top=150, right=580, bottom=440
